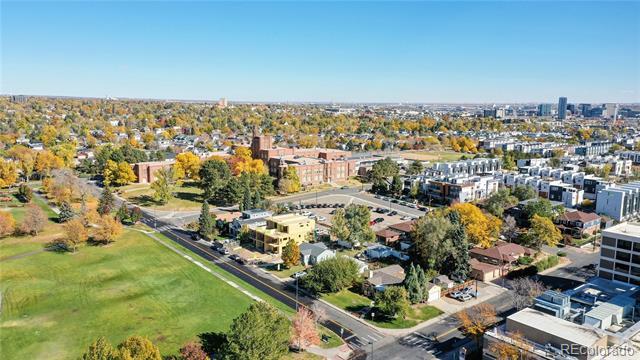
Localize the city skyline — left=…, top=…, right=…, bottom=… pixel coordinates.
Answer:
left=2, top=1, right=639, bottom=103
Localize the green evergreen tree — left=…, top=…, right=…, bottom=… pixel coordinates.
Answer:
left=198, top=201, right=214, bottom=240
left=252, top=190, right=262, bottom=209
left=115, top=203, right=130, bottom=224
left=241, top=183, right=252, bottom=211
left=416, top=265, right=429, bottom=300
left=58, top=201, right=75, bottom=223
left=404, top=263, right=423, bottom=304
left=446, top=211, right=471, bottom=282
left=97, top=186, right=115, bottom=215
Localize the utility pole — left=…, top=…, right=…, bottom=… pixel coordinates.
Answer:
left=295, top=277, right=299, bottom=310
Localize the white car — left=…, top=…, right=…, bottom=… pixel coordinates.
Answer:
left=301, top=211, right=312, bottom=217
left=316, top=216, right=326, bottom=222
left=459, top=293, right=473, bottom=302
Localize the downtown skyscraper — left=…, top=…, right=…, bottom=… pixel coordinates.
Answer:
left=558, top=96, right=568, bottom=120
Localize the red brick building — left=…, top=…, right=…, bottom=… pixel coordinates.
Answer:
left=132, top=160, right=175, bottom=184
left=251, top=129, right=356, bottom=186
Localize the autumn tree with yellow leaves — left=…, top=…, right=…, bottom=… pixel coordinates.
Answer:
left=103, top=160, right=137, bottom=187
left=174, top=151, right=201, bottom=180
left=450, top=203, right=501, bottom=248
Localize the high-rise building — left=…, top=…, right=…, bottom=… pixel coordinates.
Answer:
left=537, top=103, right=551, bottom=116
left=483, top=109, right=496, bottom=118
left=579, top=103, right=592, bottom=117
left=604, top=103, right=618, bottom=120
left=557, top=97, right=568, bottom=120
left=598, top=222, right=640, bottom=285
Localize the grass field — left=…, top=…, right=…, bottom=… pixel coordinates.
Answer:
left=399, top=150, right=466, bottom=162
left=322, top=289, right=442, bottom=329
left=0, top=229, right=256, bottom=359
left=119, top=182, right=203, bottom=211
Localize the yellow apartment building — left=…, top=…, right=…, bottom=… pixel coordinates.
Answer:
left=251, top=214, right=315, bottom=255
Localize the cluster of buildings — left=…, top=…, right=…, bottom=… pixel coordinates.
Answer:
left=483, top=222, right=640, bottom=360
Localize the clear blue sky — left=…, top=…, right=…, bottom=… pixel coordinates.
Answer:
left=2, top=1, right=639, bottom=103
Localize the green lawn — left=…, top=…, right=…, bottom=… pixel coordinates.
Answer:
left=322, top=289, right=372, bottom=313
left=268, top=264, right=306, bottom=279
left=0, top=229, right=257, bottom=359
left=120, top=182, right=203, bottom=211
left=322, top=289, right=442, bottom=329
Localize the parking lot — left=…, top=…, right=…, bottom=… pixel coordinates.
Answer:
left=290, top=194, right=421, bottom=232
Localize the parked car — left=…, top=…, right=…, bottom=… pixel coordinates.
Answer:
left=291, top=271, right=307, bottom=279
left=218, top=248, right=230, bottom=255
left=373, top=217, right=384, bottom=224
left=388, top=211, right=398, bottom=216
left=400, top=216, right=412, bottom=220
left=459, top=293, right=473, bottom=302
left=330, top=209, right=337, bottom=215
left=379, top=208, right=390, bottom=214
left=317, top=216, right=326, bottom=222
left=450, top=291, right=463, bottom=299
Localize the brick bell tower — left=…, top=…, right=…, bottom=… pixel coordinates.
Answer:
left=251, top=125, right=272, bottom=160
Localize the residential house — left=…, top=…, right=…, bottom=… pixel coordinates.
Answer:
left=556, top=211, right=601, bottom=237
left=251, top=214, right=315, bottom=255
left=432, top=274, right=454, bottom=289
left=363, top=264, right=406, bottom=295
left=470, top=258, right=501, bottom=282
left=299, top=243, right=335, bottom=266
left=469, top=242, right=534, bottom=277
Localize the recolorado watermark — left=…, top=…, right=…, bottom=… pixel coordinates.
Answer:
left=556, top=344, right=636, bottom=358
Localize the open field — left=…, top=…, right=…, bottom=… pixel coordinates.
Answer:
left=0, top=229, right=256, bottom=359
left=399, top=150, right=467, bottom=162
left=322, top=289, right=442, bottom=329
left=119, top=182, right=203, bottom=211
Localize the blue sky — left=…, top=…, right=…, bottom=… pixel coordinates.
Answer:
left=2, top=1, right=639, bottom=103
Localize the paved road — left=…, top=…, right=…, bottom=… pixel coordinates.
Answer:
left=537, top=244, right=599, bottom=290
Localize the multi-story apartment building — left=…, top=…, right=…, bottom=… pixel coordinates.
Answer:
left=549, top=183, right=584, bottom=208
left=251, top=214, right=315, bottom=255
left=598, top=222, right=640, bottom=285
left=575, top=141, right=613, bottom=156
left=430, top=158, right=501, bottom=176
left=619, top=151, right=640, bottom=165
left=595, top=182, right=640, bottom=221
left=422, top=174, right=499, bottom=204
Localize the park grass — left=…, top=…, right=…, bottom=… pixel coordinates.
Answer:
left=120, top=183, right=203, bottom=211
left=322, top=289, right=442, bottom=329
left=400, top=150, right=466, bottom=162
left=369, top=305, right=442, bottom=329
left=268, top=264, right=306, bottom=279
left=0, top=229, right=257, bottom=359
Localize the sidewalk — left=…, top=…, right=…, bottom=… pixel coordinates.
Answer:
left=307, top=344, right=352, bottom=360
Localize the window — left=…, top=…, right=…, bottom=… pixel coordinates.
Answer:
left=615, top=262, right=630, bottom=273
left=600, top=259, right=614, bottom=270
left=634, top=242, right=640, bottom=253
left=599, top=270, right=613, bottom=280
left=602, top=237, right=617, bottom=247
left=631, top=266, right=640, bottom=278
left=633, top=254, right=640, bottom=265
left=601, top=248, right=615, bottom=259
left=616, top=251, right=631, bottom=262
left=618, top=239, right=632, bottom=251
left=614, top=274, right=629, bottom=283
left=630, top=277, right=640, bottom=286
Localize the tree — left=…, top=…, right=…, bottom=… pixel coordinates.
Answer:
left=8, top=145, right=36, bottom=181
left=411, top=215, right=453, bottom=271
left=484, top=188, right=518, bottom=217
left=290, top=307, right=320, bottom=351
left=512, top=186, right=537, bottom=201
left=240, top=182, right=252, bottom=211
left=523, top=198, right=562, bottom=221
left=451, top=203, right=501, bottom=248
left=198, top=201, right=216, bottom=240
left=457, top=303, right=498, bottom=350
left=179, top=342, right=209, bottom=360
left=446, top=211, right=471, bottom=282
left=103, top=160, right=137, bottom=187
left=508, top=278, right=546, bottom=311
left=0, top=158, right=18, bottom=188
left=524, top=214, right=562, bottom=250
left=58, top=201, right=75, bottom=223
left=370, top=157, right=399, bottom=193
left=93, top=215, right=123, bottom=244
left=329, top=204, right=375, bottom=246
left=81, top=337, right=118, bottom=360
left=391, top=175, right=403, bottom=196
left=17, top=183, right=33, bottom=202
left=501, top=215, right=519, bottom=243
left=489, top=332, right=526, bottom=360
left=404, top=263, right=423, bottom=304
left=35, top=150, right=64, bottom=177
left=502, top=153, right=516, bottom=170
left=62, top=218, right=89, bottom=252
left=301, top=256, right=360, bottom=294
left=406, top=160, right=424, bottom=176
left=0, top=211, right=16, bottom=238
left=174, top=151, right=201, bottom=180
left=281, top=240, right=300, bottom=268
left=117, top=336, right=162, bottom=360
left=20, top=204, right=47, bottom=236
left=278, top=167, right=301, bottom=194
left=224, top=302, right=291, bottom=360
left=199, top=159, right=231, bottom=200
left=97, top=186, right=115, bottom=215
left=375, top=286, right=410, bottom=319
left=151, top=167, right=175, bottom=205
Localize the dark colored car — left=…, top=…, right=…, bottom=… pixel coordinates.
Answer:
left=389, top=211, right=398, bottom=216
left=373, top=217, right=384, bottom=223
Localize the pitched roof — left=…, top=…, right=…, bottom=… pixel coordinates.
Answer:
left=558, top=210, right=601, bottom=223
left=299, top=242, right=331, bottom=257
left=368, top=264, right=406, bottom=286
left=375, top=229, right=401, bottom=239
left=470, top=242, right=533, bottom=262
left=470, top=258, right=500, bottom=273
left=389, top=220, right=415, bottom=234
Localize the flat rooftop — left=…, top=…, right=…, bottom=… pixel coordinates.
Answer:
left=602, top=222, right=640, bottom=239
left=508, top=308, right=603, bottom=347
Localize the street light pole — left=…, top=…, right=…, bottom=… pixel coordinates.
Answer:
left=295, top=277, right=299, bottom=311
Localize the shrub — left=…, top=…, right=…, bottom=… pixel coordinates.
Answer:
left=535, top=255, right=559, bottom=272
left=557, top=251, right=567, bottom=257
left=517, top=256, right=533, bottom=265
left=300, top=256, right=360, bottom=294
